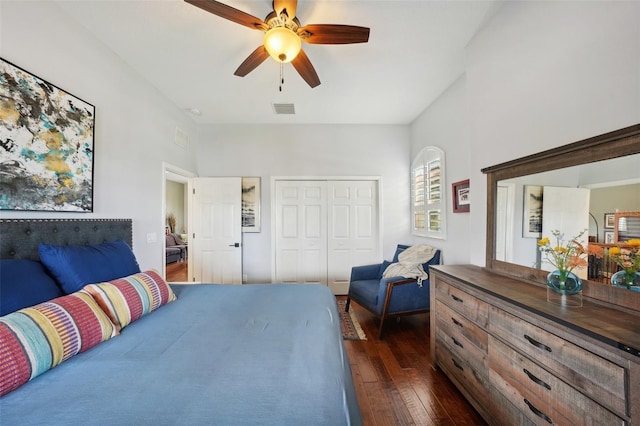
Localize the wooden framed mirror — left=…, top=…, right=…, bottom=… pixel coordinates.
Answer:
left=482, top=123, right=640, bottom=311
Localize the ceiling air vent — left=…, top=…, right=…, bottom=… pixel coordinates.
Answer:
left=272, top=103, right=295, bottom=115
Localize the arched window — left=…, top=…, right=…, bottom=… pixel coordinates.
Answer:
left=411, top=146, right=446, bottom=239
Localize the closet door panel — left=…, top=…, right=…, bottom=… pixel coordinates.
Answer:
left=275, top=181, right=327, bottom=284
left=327, top=181, right=380, bottom=294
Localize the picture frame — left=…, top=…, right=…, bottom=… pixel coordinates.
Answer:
left=604, top=231, right=615, bottom=244
left=0, top=57, right=95, bottom=212
left=452, top=179, right=470, bottom=213
left=523, top=185, right=543, bottom=238
left=604, top=212, right=615, bottom=229
left=241, top=177, right=261, bottom=233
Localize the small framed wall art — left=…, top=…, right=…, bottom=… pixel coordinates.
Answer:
left=0, top=58, right=95, bottom=212
left=604, top=231, right=615, bottom=244
left=523, top=185, right=543, bottom=238
left=241, top=177, right=261, bottom=233
left=604, top=212, right=615, bottom=229
left=452, top=179, right=470, bottom=213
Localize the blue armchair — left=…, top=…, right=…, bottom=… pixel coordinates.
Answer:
left=345, top=244, right=441, bottom=339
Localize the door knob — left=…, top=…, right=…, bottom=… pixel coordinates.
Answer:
left=228, top=242, right=240, bottom=247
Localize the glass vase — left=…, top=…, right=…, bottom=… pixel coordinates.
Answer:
left=546, top=270, right=582, bottom=307
left=610, top=270, right=640, bottom=292
left=546, top=270, right=582, bottom=295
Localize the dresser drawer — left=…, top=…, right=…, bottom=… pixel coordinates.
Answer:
left=489, top=306, right=626, bottom=416
left=489, top=336, right=625, bottom=426
left=436, top=299, right=488, bottom=355
left=434, top=278, right=488, bottom=327
left=435, top=343, right=490, bottom=412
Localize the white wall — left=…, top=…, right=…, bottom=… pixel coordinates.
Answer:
left=412, top=0, right=640, bottom=267
left=0, top=1, right=198, bottom=271
left=196, top=124, right=412, bottom=282
left=410, top=75, right=471, bottom=265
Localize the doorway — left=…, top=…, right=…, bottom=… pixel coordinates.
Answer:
left=163, top=163, right=195, bottom=282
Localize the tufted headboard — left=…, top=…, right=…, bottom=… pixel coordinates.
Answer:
left=0, top=219, right=133, bottom=261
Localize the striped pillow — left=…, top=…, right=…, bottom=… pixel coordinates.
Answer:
left=83, top=270, right=177, bottom=331
left=0, top=292, right=118, bottom=396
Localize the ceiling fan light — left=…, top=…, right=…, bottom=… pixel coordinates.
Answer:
left=263, top=27, right=301, bottom=63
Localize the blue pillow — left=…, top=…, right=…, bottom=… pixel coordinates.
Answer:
left=378, top=260, right=391, bottom=279
left=392, top=244, right=411, bottom=262
left=38, top=240, right=141, bottom=294
left=0, top=259, right=63, bottom=315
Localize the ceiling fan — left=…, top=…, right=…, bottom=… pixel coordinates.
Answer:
left=184, top=0, right=370, bottom=88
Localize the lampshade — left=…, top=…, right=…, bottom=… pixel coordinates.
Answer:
left=263, top=27, right=301, bottom=63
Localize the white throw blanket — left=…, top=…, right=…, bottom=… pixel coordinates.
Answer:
left=382, top=245, right=438, bottom=286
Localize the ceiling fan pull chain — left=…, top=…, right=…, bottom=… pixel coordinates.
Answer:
left=279, top=62, right=284, bottom=92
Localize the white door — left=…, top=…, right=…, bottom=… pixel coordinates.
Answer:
left=495, top=183, right=515, bottom=263
left=190, top=177, right=242, bottom=284
left=274, top=180, right=327, bottom=285
left=327, top=181, right=380, bottom=294
left=542, top=186, right=590, bottom=279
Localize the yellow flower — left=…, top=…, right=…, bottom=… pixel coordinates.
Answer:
left=609, top=247, right=621, bottom=256
left=538, top=237, right=550, bottom=246
left=554, top=246, right=567, bottom=254
left=627, top=239, right=640, bottom=247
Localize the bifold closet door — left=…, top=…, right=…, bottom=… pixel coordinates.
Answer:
left=274, top=179, right=380, bottom=294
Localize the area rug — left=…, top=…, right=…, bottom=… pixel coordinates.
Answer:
left=337, top=300, right=367, bottom=340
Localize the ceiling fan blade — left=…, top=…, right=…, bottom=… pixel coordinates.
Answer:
left=273, top=0, right=297, bottom=21
left=185, top=0, right=268, bottom=31
left=291, top=50, right=320, bottom=88
left=234, top=46, right=270, bottom=77
left=298, top=24, right=370, bottom=44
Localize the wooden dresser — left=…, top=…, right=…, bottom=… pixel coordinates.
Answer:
left=430, top=265, right=640, bottom=426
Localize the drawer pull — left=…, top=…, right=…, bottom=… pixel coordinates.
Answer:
left=524, top=398, right=552, bottom=424
left=452, top=317, right=464, bottom=328
left=451, top=294, right=464, bottom=303
left=524, top=334, right=552, bottom=353
left=451, top=358, right=464, bottom=372
left=523, top=368, right=551, bottom=390
left=451, top=336, right=464, bottom=349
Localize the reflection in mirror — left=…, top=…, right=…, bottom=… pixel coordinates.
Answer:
left=615, top=212, right=640, bottom=242
left=484, top=124, right=640, bottom=309
left=495, top=154, right=640, bottom=282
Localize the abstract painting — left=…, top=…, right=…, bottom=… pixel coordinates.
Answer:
left=241, top=177, right=260, bottom=232
left=0, top=58, right=95, bottom=211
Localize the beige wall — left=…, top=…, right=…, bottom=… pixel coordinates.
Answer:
left=165, top=181, right=186, bottom=235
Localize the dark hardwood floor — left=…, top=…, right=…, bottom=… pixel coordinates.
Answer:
left=164, top=263, right=484, bottom=425
left=166, top=260, right=188, bottom=282
left=339, top=295, right=486, bottom=426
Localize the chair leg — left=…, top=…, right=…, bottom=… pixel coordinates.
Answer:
left=378, top=316, right=386, bottom=339
left=378, top=281, right=396, bottom=340
left=345, top=297, right=351, bottom=312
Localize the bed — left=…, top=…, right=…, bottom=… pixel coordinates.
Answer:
left=0, top=219, right=361, bottom=425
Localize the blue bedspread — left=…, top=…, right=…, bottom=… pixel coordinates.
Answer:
left=0, top=284, right=362, bottom=425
